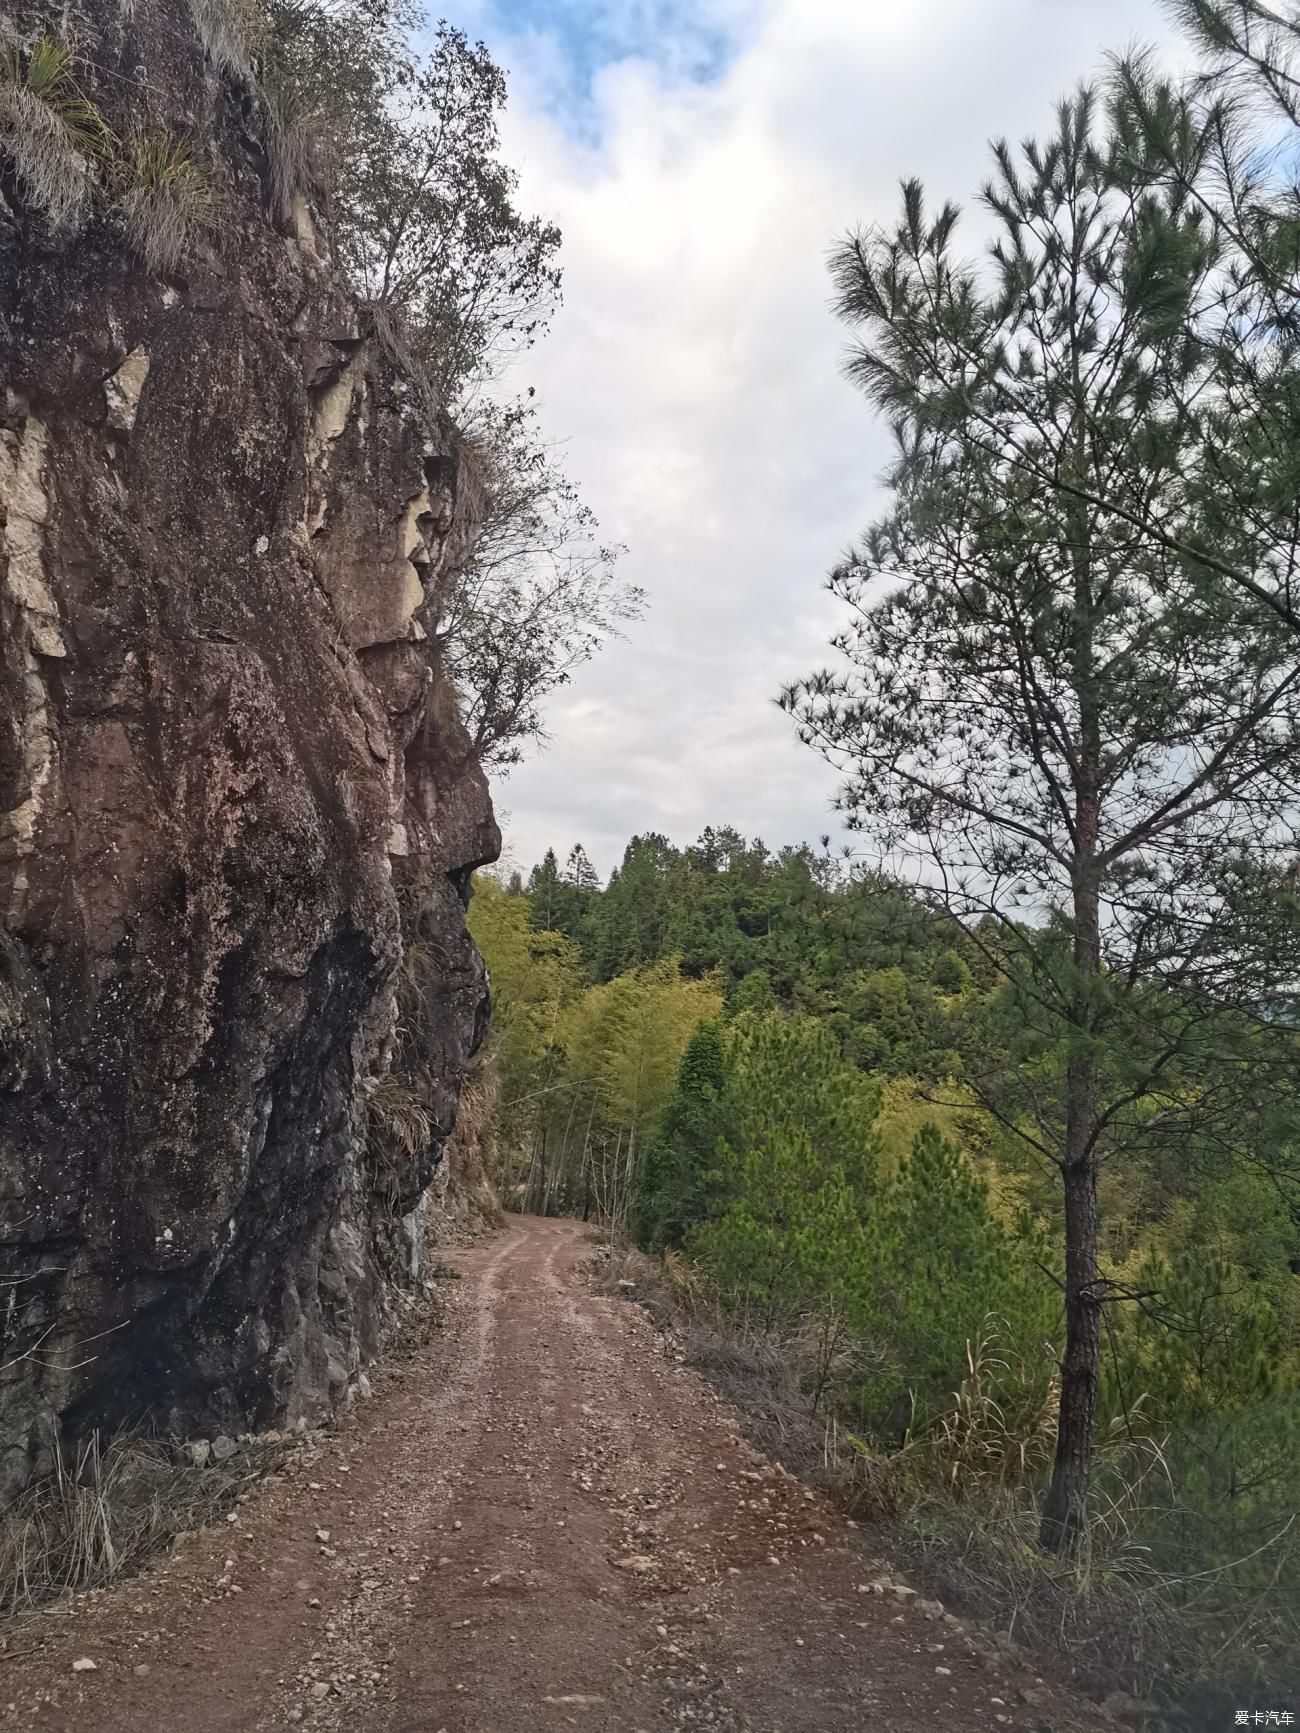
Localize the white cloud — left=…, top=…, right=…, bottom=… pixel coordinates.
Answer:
left=457, top=0, right=1174, bottom=878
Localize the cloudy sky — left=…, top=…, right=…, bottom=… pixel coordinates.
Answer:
left=434, top=0, right=1174, bottom=879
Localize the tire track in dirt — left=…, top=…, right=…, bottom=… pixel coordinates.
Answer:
left=0, top=1218, right=1116, bottom=1733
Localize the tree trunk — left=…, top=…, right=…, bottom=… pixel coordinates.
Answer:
left=531, top=1127, right=547, bottom=1215
left=1041, top=327, right=1106, bottom=1556
left=1040, top=810, right=1103, bottom=1554
left=1039, top=1093, right=1101, bottom=1553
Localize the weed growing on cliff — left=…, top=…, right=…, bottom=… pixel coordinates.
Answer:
left=254, top=7, right=560, bottom=401
left=430, top=1058, right=505, bottom=1236
left=367, top=1073, right=433, bottom=1160
left=0, top=35, right=110, bottom=229
left=366, top=1072, right=434, bottom=1211
left=188, top=0, right=262, bottom=73
left=115, top=129, right=214, bottom=272
left=260, top=70, right=317, bottom=222
left=237, top=2, right=637, bottom=762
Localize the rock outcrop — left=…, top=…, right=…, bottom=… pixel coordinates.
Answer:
left=0, top=0, right=499, bottom=1498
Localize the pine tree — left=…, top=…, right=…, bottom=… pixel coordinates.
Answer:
left=633, top=1020, right=732, bottom=1251
left=565, top=844, right=600, bottom=894
left=869, top=1125, right=1053, bottom=1432
left=728, top=968, right=777, bottom=1016
left=525, top=845, right=598, bottom=945
left=1112, top=1251, right=1282, bottom=1431
left=526, top=849, right=564, bottom=932
left=692, top=1015, right=882, bottom=1334
left=785, top=93, right=1300, bottom=1551
left=932, top=949, right=972, bottom=996
left=694, top=1127, right=871, bottom=1352
left=585, top=834, right=680, bottom=978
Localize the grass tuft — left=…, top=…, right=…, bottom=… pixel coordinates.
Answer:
left=261, top=70, right=321, bottom=220
left=0, top=35, right=111, bottom=229
left=896, top=1322, right=1060, bottom=1500
left=366, top=1071, right=434, bottom=1211
left=0, top=1431, right=280, bottom=1613
left=367, top=1072, right=434, bottom=1161
left=114, top=128, right=214, bottom=272
left=188, top=0, right=260, bottom=74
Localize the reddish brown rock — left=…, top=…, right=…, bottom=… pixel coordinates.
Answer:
left=0, top=0, right=498, bottom=1496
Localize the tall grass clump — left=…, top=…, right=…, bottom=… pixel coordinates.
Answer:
left=114, top=129, right=214, bottom=272
left=0, top=35, right=110, bottom=228
left=366, top=1070, right=434, bottom=1211
left=892, top=1447, right=1299, bottom=1723
left=0, top=1432, right=278, bottom=1613
left=825, top=1328, right=1300, bottom=1723
left=260, top=68, right=320, bottom=220
left=188, top=0, right=260, bottom=73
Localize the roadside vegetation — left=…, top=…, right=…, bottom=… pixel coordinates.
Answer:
left=464, top=14, right=1300, bottom=1720
left=5, top=0, right=1300, bottom=1719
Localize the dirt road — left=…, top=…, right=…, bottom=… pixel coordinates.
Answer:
left=1, top=1217, right=1112, bottom=1732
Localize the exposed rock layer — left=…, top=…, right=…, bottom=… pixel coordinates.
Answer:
left=0, top=0, right=499, bottom=1497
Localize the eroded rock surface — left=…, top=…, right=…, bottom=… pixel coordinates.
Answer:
left=0, top=0, right=499, bottom=1497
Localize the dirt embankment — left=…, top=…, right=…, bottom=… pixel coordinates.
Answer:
left=0, top=1217, right=1116, bottom=1733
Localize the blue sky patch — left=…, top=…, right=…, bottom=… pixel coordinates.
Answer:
left=455, top=0, right=759, bottom=133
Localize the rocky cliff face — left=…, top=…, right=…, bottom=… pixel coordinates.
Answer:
left=0, top=0, right=499, bottom=1498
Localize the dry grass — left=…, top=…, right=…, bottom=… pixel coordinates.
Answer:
left=260, top=69, right=323, bottom=221
left=367, top=1072, right=434, bottom=1160
left=891, top=1469, right=1300, bottom=1726
left=895, top=1323, right=1060, bottom=1501
left=377, top=1270, right=450, bottom=1357
left=365, top=1071, right=434, bottom=1211
left=0, top=35, right=110, bottom=229
left=115, top=129, right=215, bottom=273
left=429, top=1060, right=505, bottom=1240
left=0, top=1432, right=281, bottom=1614
left=444, top=1061, right=495, bottom=1165
left=683, top=1325, right=905, bottom=1517
left=188, top=0, right=260, bottom=73
left=588, top=1239, right=657, bottom=1297
left=596, top=1244, right=898, bottom=1513
left=368, top=302, right=450, bottom=437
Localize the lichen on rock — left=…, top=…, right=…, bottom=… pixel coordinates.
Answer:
left=0, top=0, right=499, bottom=1499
